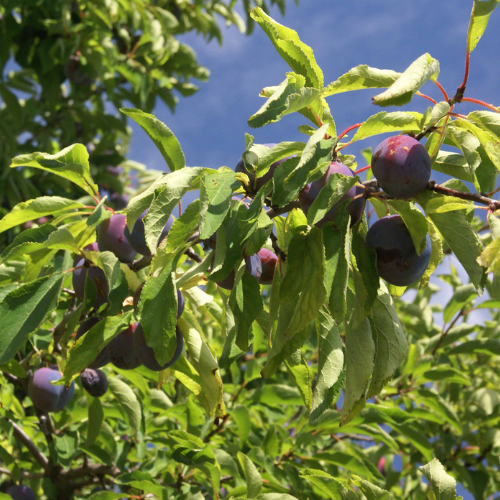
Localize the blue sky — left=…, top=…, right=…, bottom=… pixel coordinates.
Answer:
left=126, top=3, right=500, bottom=498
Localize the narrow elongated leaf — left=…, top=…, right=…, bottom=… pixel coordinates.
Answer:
left=250, top=8, right=323, bottom=89
left=0, top=197, right=85, bottom=234
left=387, top=201, right=428, bottom=254
left=286, top=349, right=313, bottom=410
left=322, top=210, right=351, bottom=323
left=367, top=284, right=408, bottom=397
left=237, top=452, right=262, bottom=498
left=163, top=200, right=200, bottom=255
left=230, top=266, right=263, bottom=351
left=108, top=377, right=144, bottom=439
left=138, top=262, right=178, bottom=365
left=467, top=0, right=500, bottom=53
left=478, top=238, right=500, bottom=275
left=419, top=459, right=459, bottom=500
left=248, top=72, right=321, bottom=128
left=10, top=144, right=98, bottom=198
left=178, top=317, right=226, bottom=418
left=199, top=170, right=239, bottom=239
left=300, top=469, right=358, bottom=500
left=310, top=309, right=345, bottom=423
left=341, top=317, right=375, bottom=425
left=0, top=273, right=63, bottom=363
left=121, top=108, right=185, bottom=171
left=96, top=251, right=129, bottom=315
left=250, top=141, right=305, bottom=179
left=323, top=65, right=400, bottom=97
left=87, top=398, right=103, bottom=446
left=351, top=111, right=423, bottom=142
left=351, top=476, right=390, bottom=500
left=372, top=54, right=440, bottom=107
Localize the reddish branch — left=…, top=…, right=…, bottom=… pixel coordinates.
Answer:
left=337, top=123, right=362, bottom=141
left=460, top=96, right=499, bottom=113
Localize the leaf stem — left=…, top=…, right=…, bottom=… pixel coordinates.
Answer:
left=460, top=97, right=499, bottom=113
left=337, top=123, right=362, bottom=141
left=416, top=91, right=437, bottom=105
left=354, top=165, right=371, bottom=175
left=433, top=80, right=449, bottom=101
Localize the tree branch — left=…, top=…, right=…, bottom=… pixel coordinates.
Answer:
left=265, top=200, right=301, bottom=219
left=8, top=419, right=49, bottom=472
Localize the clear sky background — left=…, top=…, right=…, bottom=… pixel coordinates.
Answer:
left=126, top=3, right=500, bottom=498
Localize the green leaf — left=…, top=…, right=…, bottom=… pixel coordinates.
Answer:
left=341, top=317, right=375, bottom=426
left=443, top=283, right=477, bottom=323
left=232, top=406, right=251, bottom=448
left=420, top=218, right=443, bottom=288
left=432, top=151, right=474, bottom=183
left=0, top=273, right=63, bottom=363
left=478, top=237, right=500, bottom=275
left=419, top=458, right=459, bottom=500
left=467, top=0, right=500, bottom=53
left=250, top=8, right=323, bottom=89
left=96, top=251, right=129, bottom=316
left=64, top=312, right=134, bottom=384
left=120, top=108, right=185, bottom=172
left=163, top=199, right=200, bottom=255
left=367, top=283, right=408, bottom=398
left=306, top=174, right=359, bottom=227
left=248, top=72, right=322, bottom=128
left=87, top=397, right=103, bottom=447
left=137, top=263, right=178, bottom=365
left=372, top=53, right=440, bottom=107
left=310, top=309, right=345, bottom=423
left=416, top=190, right=486, bottom=292
left=286, top=349, right=313, bottom=410
left=230, top=266, right=263, bottom=351
left=300, top=469, right=358, bottom=500
left=10, top=144, right=99, bottom=198
left=425, top=196, right=474, bottom=214
left=350, top=111, right=423, bottom=142
left=322, top=210, right=351, bottom=323
left=249, top=142, right=305, bottom=180
left=108, top=377, right=144, bottom=439
left=199, top=170, right=239, bottom=239
left=115, top=470, right=170, bottom=498
left=323, top=65, right=400, bottom=97
left=423, top=367, right=470, bottom=386
left=351, top=476, right=390, bottom=500
left=178, top=316, right=226, bottom=419
left=237, top=452, right=262, bottom=498
left=0, top=197, right=85, bottom=234
left=259, top=384, right=303, bottom=406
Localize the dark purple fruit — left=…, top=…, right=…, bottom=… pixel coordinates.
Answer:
left=371, top=135, right=431, bottom=199
left=6, top=485, right=36, bottom=500
left=258, top=248, right=278, bottom=285
left=299, top=162, right=364, bottom=227
left=216, top=253, right=262, bottom=290
left=133, top=284, right=184, bottom=318
left=109, top=192, right=129, bottom=210
left=124, top=209, right=174, bottom=256
left=28, top=367, right=75, bottom=413
left=133, top=324, right=184, bottom=371
left=72, top=258, right=109, bottom=309
left=97, top=214, right=136, bottom=263
left=235, top=143, right=293, bottom=192
left=75, top=317, right=110, bottom=369
left=80, top=368, right=108, bottom=397
left=106, top=323, right=142, bottom=370
left=73, top=242, right=99, bottom=266
left=366, top=214, right=431, bottom=286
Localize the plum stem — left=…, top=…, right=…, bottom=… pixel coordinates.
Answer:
left=460, top=97, right=499, bottom=113
left=337, top=123, right=362, bottom=141
left=433, top=80, right=449, bottom=102
left=416, top=91, right=437, bottom=105
left=270, top=232, right=286, bottom=262
left=354, top=165, right=371, bottom=175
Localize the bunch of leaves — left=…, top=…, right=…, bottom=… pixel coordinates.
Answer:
left=1, top=1, right=500, bottom=498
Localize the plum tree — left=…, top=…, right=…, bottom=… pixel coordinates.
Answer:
left=366, top=214, right=431, bottom=286
left=133, top=284, right=185, bottom=318
left=258, top=248, right=278, bottom=285
left=215, top=253, right=262, bottom=290
left=6, top=485, right=36, bottom=500
left=299, top=162, right=364, bottom=226
left=371, top=135, right=431, bottom=199
left=106, top=323, right=142, bottom=370
left=235, top=144, right=293, bottom=192
left=124, top=210, right=174, bottom=256
left=72, top=259, right=109, bottom=309
left=80, top=369, right=108, bottom=397
left=28, top=367, right=75, bottom=413
left=96, top=214, right=136, bottom=263
left=75, top=317, right=110, bottom=369
left=133, top=325, right=184, bottom=371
